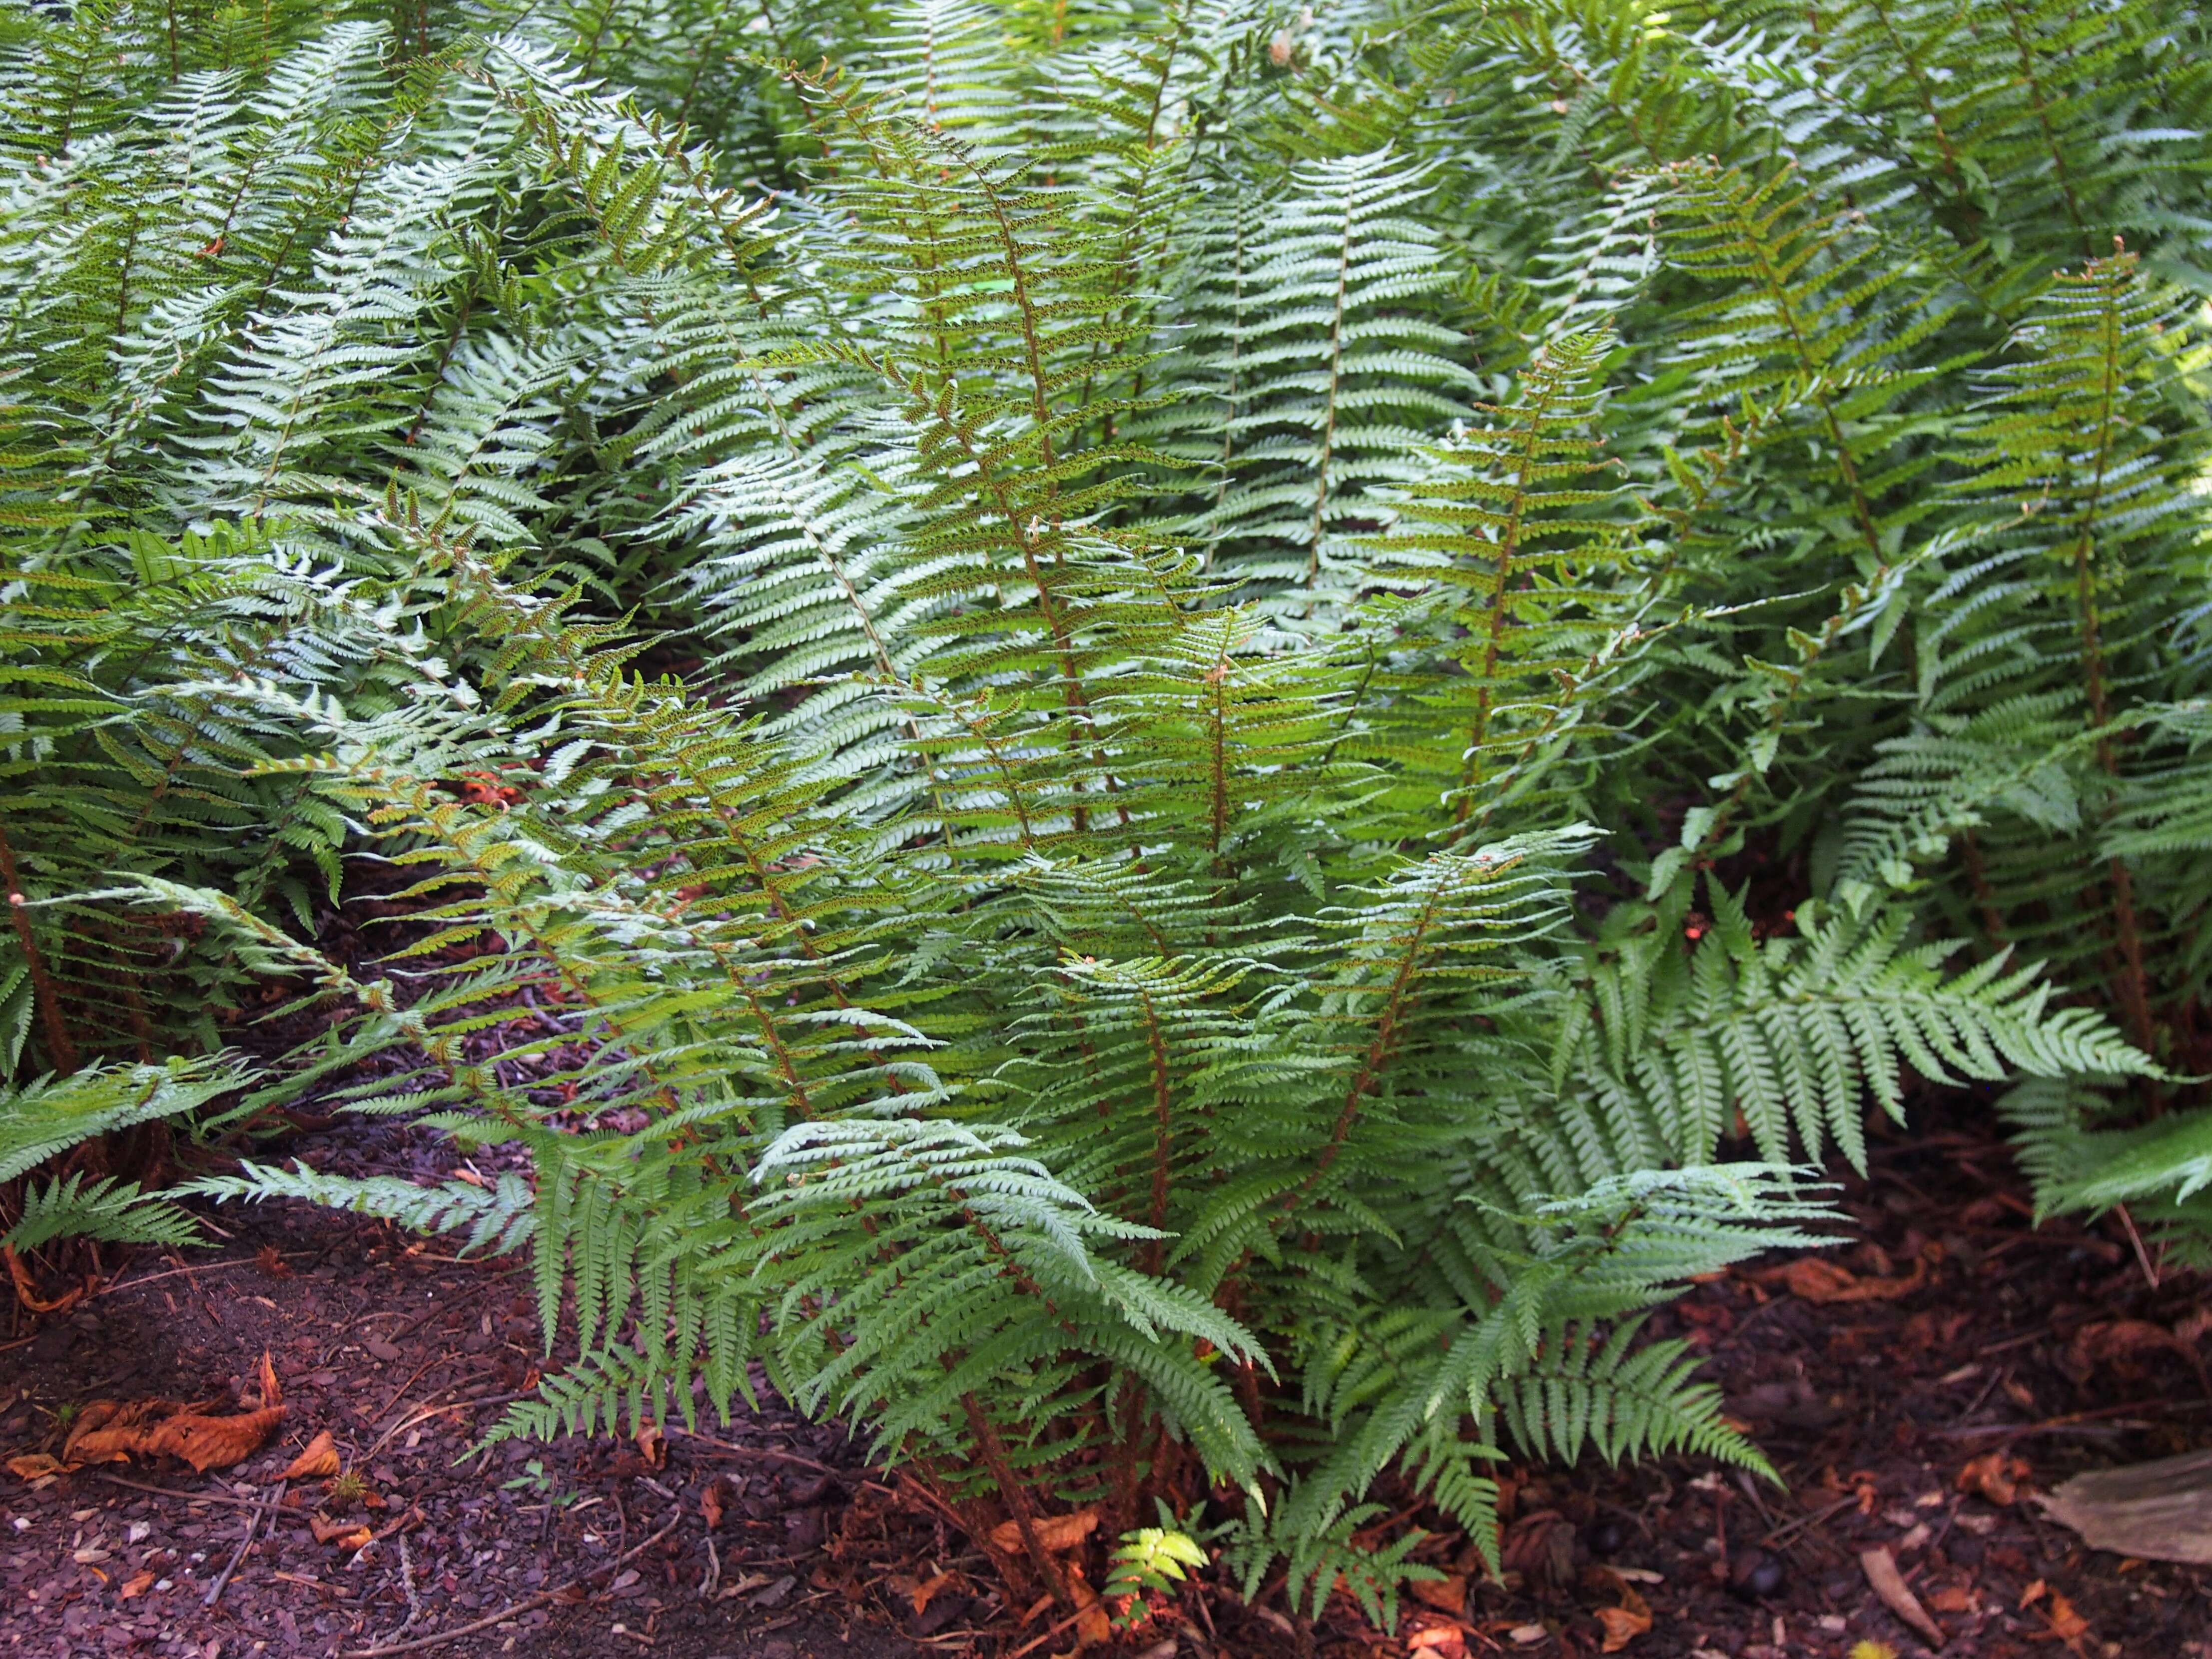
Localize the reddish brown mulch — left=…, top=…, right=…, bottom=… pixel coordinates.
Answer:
left=1297, top=1101, right=2212, bottom=1659
left=0, top=1121, right=931, bottom=1659
left=7, top=1102, right=2212, bottom=1659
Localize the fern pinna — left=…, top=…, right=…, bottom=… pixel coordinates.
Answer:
left=3, top=0, right=2207, bottom=1615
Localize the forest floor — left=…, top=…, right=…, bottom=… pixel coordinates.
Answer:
left=5, top=1099, right=2212, bottom=1659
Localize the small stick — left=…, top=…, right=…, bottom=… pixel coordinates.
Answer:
left=2115, top=1203, right=2161, bottom=1290
left=336, top=1511, right=683, bottom=1658
left=1758, top=1494, right=1856, bottom=1550
left=671, top=1429, right=845, bottom=1482
left=98, top=1471, right=265, bottom=1510
left=204, top=1478, right=283, bottom=1608
left=91, top=1259, right=265, bottom=1301
left=94, top=1472, right=266, bottom=1512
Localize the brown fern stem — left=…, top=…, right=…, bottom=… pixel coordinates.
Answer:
left=0, top=818, right=79, bottom=1074
left=961, top=1394, right=1073, bottom=1609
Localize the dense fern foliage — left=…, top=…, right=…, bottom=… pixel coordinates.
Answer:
left=3, top=0, right=2209, bottom=1605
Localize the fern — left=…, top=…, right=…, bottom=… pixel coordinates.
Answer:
left=5, top=0, right=2206, bottom=1619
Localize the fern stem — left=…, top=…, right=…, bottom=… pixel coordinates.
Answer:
left=960, top=1394, right=1073, bottom=1608
left=0, top=818, right=79, bottom=1073
left=1301, top=880, right=1450, bottom=1196
left=2066, top=255, right=2156, bottom=1054
left=1994, top=0, right=2093, bottom=252
left=1457, top=361, right=1568, bottom=821
left=1300, top=177, right=1357, bottom=595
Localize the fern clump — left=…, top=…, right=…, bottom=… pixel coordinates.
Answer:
left=3, top=0, right=2206, bottom=1611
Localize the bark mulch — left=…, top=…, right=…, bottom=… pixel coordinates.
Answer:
left=7, top=1103, right=2212, bottom=1659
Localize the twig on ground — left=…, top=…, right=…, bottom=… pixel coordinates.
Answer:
left=91, top=1259, right=270, bottom=1301
left=671, top=1428, right=845, bottom=1481
left=204, top=1478, right=283, bottom=1609
left=1930, top=1399, right=2197, bottom=1440
left=1758, top=1495, right=1856, bottom=1550
left=94, top=1472, right=266, bottom=1512
left=335, top=1510, right=684, bottom=1659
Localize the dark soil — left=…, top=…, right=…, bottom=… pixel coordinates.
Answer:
left=0, top=1120, right=930, bottom=1659
left=6, top=1102, right=2212, bottom=1659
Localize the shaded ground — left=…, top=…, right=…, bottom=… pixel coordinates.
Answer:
left=0, top=1120, right=929, bottom=1659
left=6, top=1102, right=2212, bottom=1658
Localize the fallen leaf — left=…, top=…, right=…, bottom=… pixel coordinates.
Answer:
left=1849, top=1645, right=1899, bottom=1659
left=1506, top=1627, right=1548, bottom=1647
left=120, top=1570, right=155, bottom=1599
left=72, top=1545, right=111, bottom=1564
left=308, top=1514, right=372, bottom=1549
left=907, top=1571, right=955, bottom=1616
left=1409, top=1574, right=1469, bottom=1615
left=1597, top=1586, right=1652, bottom=1653
left=57, top=1352, right=284, bottom=1474
left=2042, top=1592, right=2090, bottom=1643
left=140, top=1405, right=284, bottom=1472
left=1928, top=1585, right=1975, bottom=1614
left=63, top=1401, right=170, bottom=1465
left=279, top=1431, right=340, bottom=1482
left=2020, top=1578, right=2048, bottom=1608
left=635, top=1421, right=665, bottom=1470
left=255, top=1245, right=290, bottom=1279
left=1773, top=1257, right=1926, bottom=1304
left=1859, top=1546, right=1943, bottom=1648
left=1407, top=1625, right=1468, bottom=1657
left=6, top=1454, right=63, bottom=1482
left=988, top=1506, right=1099, bottom=1557
left=1069, top=1572, right=1112, bottom=1649
left=701, top=1476, right=728, bottom=1529
left=2066, top=1320, right=2193, bottom=1379
left=1958, top=1451, right=2030, bottom=1507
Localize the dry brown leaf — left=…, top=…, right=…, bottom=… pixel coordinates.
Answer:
left=1597, top=1586, right=1653, bottom=1653
left=635, top=1421, right=665, bottom=1469
left=1859, top=1546, right=1944, bottom=1648
left=279, top=1431, right=340, bottom=1482
left=1928, top=1585, right=1975, bottom=1614
left=1776, top=1257, right=1926, bottom=1304
left=1958, top=1451, right=2030, bottom=1507
left=907, top=1570, right=955, bottom=1615
left=988, top=1506, right=1099, bottom=1557
left=2043, top=1592, right=2090, bottom=1643
left=3, top=1241, right=85, bottom=1315
left=140, top=1404, right=284, bottom=1472
left=1069, top=1572, right=1112, bottom=1649
left=309, top=1514, right=373, bottom=1549
left=56, top=1353, right=284, bottom=1474
left=6, top=1453, right=64, bottom=1482
left=119, top=1570, right=156, bottom=1599
left=1409, top=1573, right=1469, bottom=1615
left=1406, top=1625, right=1468, bottom=1657
left=64, top=1401, right=174, bottom=1466
left=700, top=1475, right=728, bottom=1530
left=2065, top=1319, right=2200, bottom=1384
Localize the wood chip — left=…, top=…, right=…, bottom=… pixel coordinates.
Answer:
left=2040, top=1449, right=2212, bottom=1566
